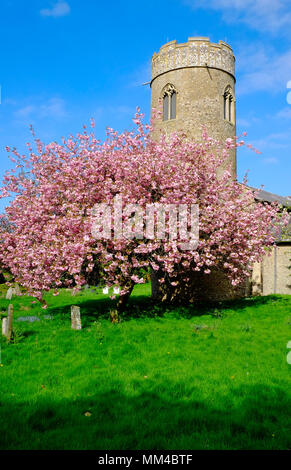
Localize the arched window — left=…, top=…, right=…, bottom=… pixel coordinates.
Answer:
left=223, top=86, right=234, bottom=124
left=162, top=84, right=177, bottom=121
left=163, top=94, right=169, bottom=121
left=224, top=92, right=227, bottom=120
left=170, top=91, right=176, bottom=119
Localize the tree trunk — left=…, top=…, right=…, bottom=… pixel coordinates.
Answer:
left=116, top=282, right=134, bottom=314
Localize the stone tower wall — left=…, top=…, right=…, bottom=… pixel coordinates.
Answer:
left=150, top=37, right=237, bottom=176
left=150, top=37, right=242, bottom=303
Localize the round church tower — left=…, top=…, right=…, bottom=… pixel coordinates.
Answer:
left=150, top=37, right=237, bottom=176
left=150, top=38, right=248, bottom=302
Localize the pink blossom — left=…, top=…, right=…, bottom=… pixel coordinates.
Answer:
left=0, top=110, right=286, bottom=308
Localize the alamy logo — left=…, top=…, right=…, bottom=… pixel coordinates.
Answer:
left=91, top=195, right=199, bottom=251
left=287, top=81, right=291, bottom=105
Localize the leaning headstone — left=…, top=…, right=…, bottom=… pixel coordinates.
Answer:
left=14, top=284, right=21, bottom=296
left=7, top=304, right=13, bottom=341
left=2, top=317, right=8, bottom=337
left=71, top=305, right=82, bottom=330
left=6, top=288, right=13, bottom=300
left=102, top=287, right=109, bottom=294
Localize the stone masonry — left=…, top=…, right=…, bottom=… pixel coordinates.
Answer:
left=151, top=37, right=237, bottom=176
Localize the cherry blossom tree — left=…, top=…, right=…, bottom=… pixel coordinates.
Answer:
left=0, top=111, right=287, bottom=312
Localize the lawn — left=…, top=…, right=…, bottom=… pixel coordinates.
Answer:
left=0, top=283, right=290, bottom=450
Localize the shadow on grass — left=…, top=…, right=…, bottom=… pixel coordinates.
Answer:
left=21, top=330, right=37, bottom=338
left=47, top=295, right=160, bottom=326
left=45, top=292, right=291, bottom=327
left=0, top=383, right=289, bottom=450
left=215, top=294, right=290, bottom=310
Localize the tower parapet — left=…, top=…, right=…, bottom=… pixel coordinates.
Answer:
left=151, top=37, right=235, bottom=83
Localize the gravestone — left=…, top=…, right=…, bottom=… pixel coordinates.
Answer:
left=2, top=317, right=8, bottom=337
left=7, top=304, right=13, bottom=341
left=14, top=284, right=21, bottom=296
left=71, top=305, right=82, bottom=330
left=6, top=287, right=14, bottom=300
left=113, top=287, right=120, bottom=294
left=102, top=287, right=109, bottom=294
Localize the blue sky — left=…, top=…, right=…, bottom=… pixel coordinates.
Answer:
left=0, top=0, right=290, bottom=212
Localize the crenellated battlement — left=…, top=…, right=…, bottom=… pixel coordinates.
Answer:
left=151, top=37, right=235, bottom=82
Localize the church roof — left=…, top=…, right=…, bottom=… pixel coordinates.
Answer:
left=247, top=185, right=291, bottom=243
left=252, top=187, right=291, bottom=208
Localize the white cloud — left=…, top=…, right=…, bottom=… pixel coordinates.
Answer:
left=127, top=61, right=151, bottom=88
left=2, top=98, right=17, bottom=106
left=15, top=105, right=35, bottom=118
left=276, top=107, right=291, bottom=119
left=15, top=98, right=67, bottom=120
left=39, top=97, right=67, bottom=118
left=235, top=43, right=291, bottom=94
left=93, top=105, right=136, bottom=120
left=237, top=116, right=261, bottom=128
left=184, top=2, right=291, bottom=94
left=40, top=1, right=70, bottom=18
left=237, top=117, right=251, bottom=128
left=263, top=157, right=279, bottom=164
left=185, top=0, right=291, bottom=35
left=250, top=130, right=291, bottom=151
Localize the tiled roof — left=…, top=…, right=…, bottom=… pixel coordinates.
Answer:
left=244, top=184, right=291, bottom=242
left=252, top=188, right=291, bottom=207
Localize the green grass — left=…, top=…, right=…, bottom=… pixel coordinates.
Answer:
left=0, top=283, right=290, bottom=450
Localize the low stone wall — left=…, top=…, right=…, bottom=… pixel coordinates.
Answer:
left=151, top=243, right=291, bottom=304
left=252, top=243, right=291, bottom=295
left=151, top=268, right=250, bottom=305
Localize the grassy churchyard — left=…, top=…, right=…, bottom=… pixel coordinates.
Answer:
left=0, top=283, right=290, bottom=450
